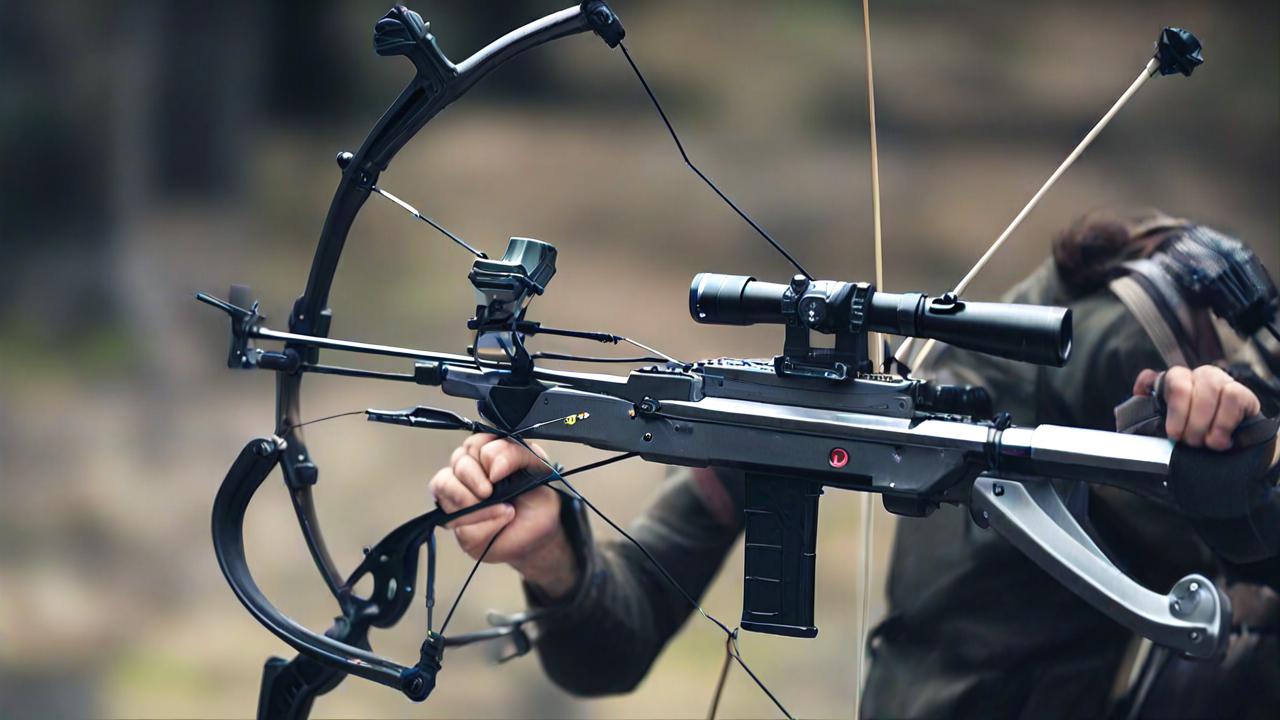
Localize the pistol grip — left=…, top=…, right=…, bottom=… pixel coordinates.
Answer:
left=740, top=474, right=821, bottom=638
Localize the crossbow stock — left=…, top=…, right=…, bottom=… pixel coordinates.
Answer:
left=199, top=4, right=1227, bottom=718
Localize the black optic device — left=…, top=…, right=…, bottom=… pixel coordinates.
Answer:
left=466, top=237, right=558, bottom=372
left=690, top=273, right=1071, bottom=378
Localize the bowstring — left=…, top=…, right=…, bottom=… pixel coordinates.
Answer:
left=857, top=3, right=883, bottom=714
left=276, top=378, right=790, bottom=710
left=284, top=409, right=366, bottom=432
left=707, top=630, right=735, bottom=720
left=439, top=530, right=501, bottom=635
left=434, top=453, right=636, bottom=637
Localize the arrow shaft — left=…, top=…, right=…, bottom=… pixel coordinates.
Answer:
left=900, top=56, right=1161, bottom=370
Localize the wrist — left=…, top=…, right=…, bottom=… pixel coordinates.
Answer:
left=513, top=527, right=579, bottom=600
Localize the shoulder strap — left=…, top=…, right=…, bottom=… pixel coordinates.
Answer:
left=1108, top=259, right=1201, bottom=367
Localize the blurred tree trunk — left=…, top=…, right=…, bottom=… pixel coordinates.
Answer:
left=109, top=0, right=262, bottom=433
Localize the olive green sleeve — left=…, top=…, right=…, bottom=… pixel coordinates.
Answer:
left=526, top=467, right=744, bottom=696
left=1041, top=291, right=1167, bottom=430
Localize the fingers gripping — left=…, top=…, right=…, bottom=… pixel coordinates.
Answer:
left=1182, top=366, right=1231, bottom=447
left=1159, top=365, right=1263, bottom=449
left=480, top=438, right=547, bottom=485
left=452, top=453, right=494, bottom=502
left=1163, top=366, right=1195, bottom=441
left=429, top=466, right=480, bottom=515
left=430, top=435, right=555, bottom=562
left=1205, top=381, right=1262, bottom=451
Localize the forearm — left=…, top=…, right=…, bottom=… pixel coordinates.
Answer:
left=527, top=469, right=744, bottom=696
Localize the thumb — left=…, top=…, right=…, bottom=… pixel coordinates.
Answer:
left=1133, top=368, right=1160, bottom=397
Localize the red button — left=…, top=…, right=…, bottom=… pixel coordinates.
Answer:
left=829, top=447, right=849, bottom=468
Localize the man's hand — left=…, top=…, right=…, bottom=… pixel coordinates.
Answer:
left=1133, top=365, right=1261, bottom=451
left=428, top=434, right=580, bottom=599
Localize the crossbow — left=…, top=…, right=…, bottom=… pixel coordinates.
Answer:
left=198, top=3, right=1237, bottom=718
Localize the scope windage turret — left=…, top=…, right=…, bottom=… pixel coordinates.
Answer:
left=690, top=273, right=1072, bottom=367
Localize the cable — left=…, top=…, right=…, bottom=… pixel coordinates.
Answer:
left=707, top=631, right=735, bottom=720
left=618, top=42, right=812, bottom=282
left=285, top=399, right=788, bottom=713
left=284, top=410, right=367, bottom=432
left=371, top=185, right=488, bottom=259
left=503, top=434, right=793, bottom=719
left=532, top=351, right=668, bottom=364
left=439, top=531, right=502, bottom=636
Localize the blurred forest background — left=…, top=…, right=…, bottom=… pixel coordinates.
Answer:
left=1, top=0, right=1276, bottom=718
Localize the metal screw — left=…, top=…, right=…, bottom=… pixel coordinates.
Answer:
left=993, top=484, right=1004, bottom=497
left=1189, top=581, right=1200, bottom=592
left=643, top=432, right=653, bottom=442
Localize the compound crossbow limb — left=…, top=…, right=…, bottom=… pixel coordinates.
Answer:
left=199, top=4, right=1225, bottom=719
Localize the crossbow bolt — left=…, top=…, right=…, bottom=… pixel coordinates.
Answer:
left=367, top=406, right=477, bottom=431
left=895, top=24, right=1204, bottom=372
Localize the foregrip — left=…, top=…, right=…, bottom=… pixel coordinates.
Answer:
left=740, top=474, right=822, bottom=638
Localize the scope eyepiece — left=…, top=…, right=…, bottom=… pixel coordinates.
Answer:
left=689, top=272, right=1072, bottom=367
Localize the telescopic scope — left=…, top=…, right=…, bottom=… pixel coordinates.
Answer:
left=689, top=273, right=1072, bottom=367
